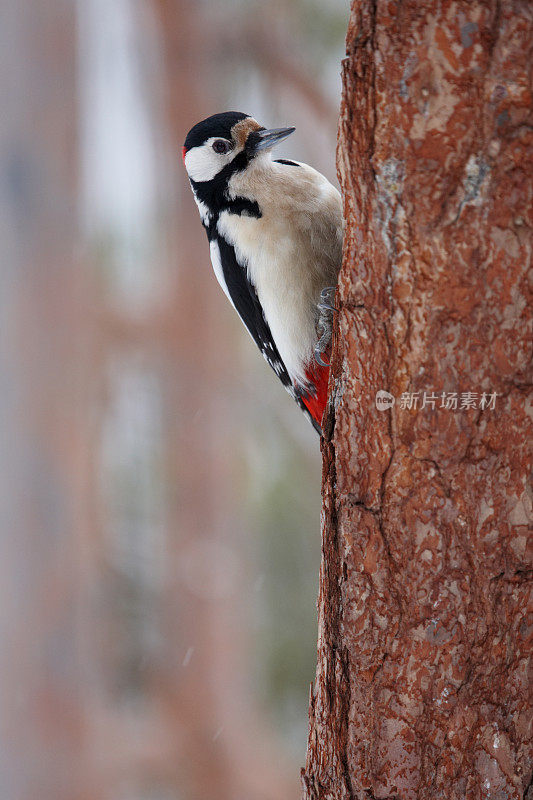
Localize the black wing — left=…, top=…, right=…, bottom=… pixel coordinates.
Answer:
left=212, top=234, right=320, bottom=433
left=214, top=234, right=291, bottom=386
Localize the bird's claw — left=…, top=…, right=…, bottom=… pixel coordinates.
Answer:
left=314, top=343, right=330, bottom=367
left=314, top=286, right=337, bottom=367
left=317, top=286, right=336, bottom=312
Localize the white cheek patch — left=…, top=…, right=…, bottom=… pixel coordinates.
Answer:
left=184, top=139, right=238, bottom=183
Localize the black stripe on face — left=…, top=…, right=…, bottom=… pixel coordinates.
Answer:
left=189, top=149, right=251, bottom=212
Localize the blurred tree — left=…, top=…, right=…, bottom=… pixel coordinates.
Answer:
left=303, top=1, right=532, bottom=798
left=1, top=0, right=346, bottom=797
left=0, top=1, right=87, bottom=798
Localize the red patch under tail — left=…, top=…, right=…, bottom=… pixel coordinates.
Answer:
left=301, top=357, right=330, bottom=430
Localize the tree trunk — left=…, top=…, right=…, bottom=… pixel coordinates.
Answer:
left=302, top=2, right=532, bottom=799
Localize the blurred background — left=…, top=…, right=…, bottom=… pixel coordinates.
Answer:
left=0, top=1, right=346, bottom=798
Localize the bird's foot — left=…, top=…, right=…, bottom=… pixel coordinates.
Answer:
left=314, top=286, right=337, bottom=367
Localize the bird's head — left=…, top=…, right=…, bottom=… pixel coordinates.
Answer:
left=182, top=112, right=295, bottom=186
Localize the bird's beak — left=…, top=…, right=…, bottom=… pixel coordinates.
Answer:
left=247, top=126, right=295, bottom=154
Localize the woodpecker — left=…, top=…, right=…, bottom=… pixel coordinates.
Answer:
left=183, top=111, right=342, bottom=434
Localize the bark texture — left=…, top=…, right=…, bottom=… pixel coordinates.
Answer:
left=303, top=2, right=532, bottom=798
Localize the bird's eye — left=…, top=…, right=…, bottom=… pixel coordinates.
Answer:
left=212, top=139, right=232, bottom=154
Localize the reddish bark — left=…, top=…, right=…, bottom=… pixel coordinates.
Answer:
left=303, top=2, right=532, bottom=799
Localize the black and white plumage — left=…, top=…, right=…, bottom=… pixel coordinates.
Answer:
left=183, top=112, right=342, bottom=433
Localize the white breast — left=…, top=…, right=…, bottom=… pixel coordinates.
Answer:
left=218, top=158, right=341, bottom=387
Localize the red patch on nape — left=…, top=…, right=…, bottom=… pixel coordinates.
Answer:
left=301, top=356, right=331, bottom=430
left=182, top=146, right=187, bottom=165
